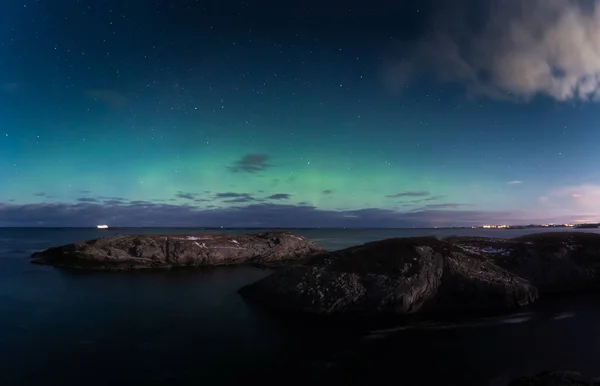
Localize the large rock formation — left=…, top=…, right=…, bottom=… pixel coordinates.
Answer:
left=509, top=370, right=600, bottom=385
left=240, top=236, right=538, bottom=317
left=30, top=232, right=324, bottom=270
left=447, top=232, right=600, bottom=294
left=240, top=232, right=600, bottom=317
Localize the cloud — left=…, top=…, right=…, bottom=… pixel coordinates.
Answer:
left=412, top=203, right=470, bottom=211
left=215, top=192, right=255, bottom=199
left=0, top=201, right=525, bottom=228
left=507, top=180, right=523, bottom=185
left=422, top=195, right=446, bottom=202
left=33, top=192, right=47, bottom=197
left=228, top=154, right=271, bottom=173
left=87, top=89, right=130, bottom=108
left=266, top=193, right=291, bottom=200
left=222, top=198, right=256, bottom=203
left=384, top=0, right=600, bottom=101
left=175, top=191, right=197, bottom=200
left=77, top=197, right=100, bottom=203
left=405, top=195, right=447, bottom=204
left=322, top=190, right=334, bottom=195
left=386, top=191, right=430, bottom=198
left=553, top=184, right=600, bottom=207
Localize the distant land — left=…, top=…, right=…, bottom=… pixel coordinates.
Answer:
left=2, top=224, right=600, bottom=230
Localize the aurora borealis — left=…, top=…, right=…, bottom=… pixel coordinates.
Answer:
left=3, top=0, right=600, bottom=227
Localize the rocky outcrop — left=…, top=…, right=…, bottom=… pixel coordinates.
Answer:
left=447, top=232, right=600, bottom=294
left=30, top=232, right=324, bottom=270
left=240, top=232, right=600, bottom=317
left=239, top=236, right=538, bottom=317
left=509, top=370, right=600, bottom=385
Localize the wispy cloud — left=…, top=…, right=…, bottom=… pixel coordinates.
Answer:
left=412, top=203, right=470, bottom=211
left=266, top=193, right=291, bottom=200
left=77, top=197, right=100, bottom=203
left=507, top=180, right=523, bottom=185
left=228, top=154, right=272, bottom=173
left=386, top=191, right=430, bottom=198
left=175, top=191, right=197, bottom=200
left=553, top=184, right=600, bottom=207
left=215, top=192, right=255, bottom=200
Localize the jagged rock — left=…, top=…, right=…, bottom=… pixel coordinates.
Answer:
left=30, top=232, right=324, bottom=270
left=240, top=236, right=538, bottom=316
left=509, top=370, right=600, bottom=385
left=241, top=232, right=600, bottom=317
left=447, top=232, right=600, bottom=294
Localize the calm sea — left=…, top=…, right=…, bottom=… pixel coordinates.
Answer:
left=2, top=227, right=600, bottom=386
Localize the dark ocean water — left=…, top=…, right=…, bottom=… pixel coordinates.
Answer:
left=2, top=227, right=600, bottom=386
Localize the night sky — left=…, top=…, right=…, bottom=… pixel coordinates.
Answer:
left=2, top=0, right=600, bottom=227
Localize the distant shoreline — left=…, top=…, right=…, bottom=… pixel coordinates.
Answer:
left=0, top=225, right=596, bottom=230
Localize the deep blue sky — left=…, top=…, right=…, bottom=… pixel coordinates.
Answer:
left=2, top=0, right=600, bottom=227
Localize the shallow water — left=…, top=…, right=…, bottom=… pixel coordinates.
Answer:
left=2, top=227, right=600, bottom=385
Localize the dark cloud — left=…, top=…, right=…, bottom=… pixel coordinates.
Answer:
left=33, top=192, right=47, bottom=197
left=423, top=195, right=446, bottom=202
left=0, top=201, right=526, bottom=228
left=322, top=190, right=334, bottom=195
left=266, top=193, right=291, bottom=200
left=406, top=195, right=447, bottom=204
left=98, top=196, right=127, bottom=201
left=175, top=191, right=196, bottom=200
left=223, top=198, right=256, bottom=203
left=77, top=197, right=99, bottom=203
left=80, top=190, right=92, bottom=194
left=228, top=154, right=271, bottom=173
left=386, top=191, right=430, bottom=198
left=129, top=200, right=154, bottom=205
left=412, top=203, right=470, bottom=211
left=215, top=192, right=254, bottom=199
left=87, top=89, right=130, bottom=108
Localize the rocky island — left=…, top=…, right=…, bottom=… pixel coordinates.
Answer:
left=30, top=231, right=324, bottom=270
left=240, top=232, right=600, bottom=317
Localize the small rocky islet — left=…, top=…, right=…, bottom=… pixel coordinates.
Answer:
left=30, top=231, right=324, bottom=270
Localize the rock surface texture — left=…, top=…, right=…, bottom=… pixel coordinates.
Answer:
left=509, top=370, right=600, bottom=385
left=240, top=232, right=600, bottom=317
left=31, top=232, right=324, bottom=270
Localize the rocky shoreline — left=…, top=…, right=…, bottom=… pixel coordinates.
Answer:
left=240, top=232, right=600, bottom=318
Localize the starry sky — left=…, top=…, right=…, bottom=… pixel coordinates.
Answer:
left=2, top=0, right=600, bottom=227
